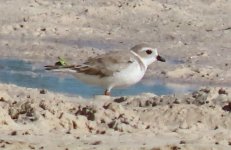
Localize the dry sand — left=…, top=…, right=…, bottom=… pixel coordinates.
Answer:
left=0, top=83, right=231, bottom=150
left=0, top=0, right=231, bottom=150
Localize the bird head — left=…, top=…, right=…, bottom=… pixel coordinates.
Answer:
left=131, top=43, right=165, bottom=66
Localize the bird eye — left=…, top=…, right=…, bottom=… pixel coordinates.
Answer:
left=146, top=50, right=152, bottom=55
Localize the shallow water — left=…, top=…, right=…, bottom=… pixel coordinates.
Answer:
left=0, top=59, right=197, bottom=97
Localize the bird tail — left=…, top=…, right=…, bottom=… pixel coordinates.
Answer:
left=44, top=65, right=79, bottom=73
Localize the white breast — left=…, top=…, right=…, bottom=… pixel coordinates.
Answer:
left=110, top=61, right=146, bottom=88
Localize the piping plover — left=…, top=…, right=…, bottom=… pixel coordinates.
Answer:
left=45, top=43, right=165, bottom=96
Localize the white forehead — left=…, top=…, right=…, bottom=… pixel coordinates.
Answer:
left=141, top=47, right=154, bottom=51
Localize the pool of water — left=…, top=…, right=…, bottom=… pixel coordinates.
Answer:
left=0, top=59, right=197, bottom=98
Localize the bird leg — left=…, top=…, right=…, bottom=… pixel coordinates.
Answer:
left=104, top=90, right=111, bottom=96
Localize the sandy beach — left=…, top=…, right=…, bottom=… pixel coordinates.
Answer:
left=0, top=0, right=231, bottom=149
left=0, top=84, right=231, bottom=150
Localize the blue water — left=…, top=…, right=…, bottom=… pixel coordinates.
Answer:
left=0, top=59, right=196, bottom=97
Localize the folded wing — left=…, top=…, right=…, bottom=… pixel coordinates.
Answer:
left=45, top=51, right=135, bottom=78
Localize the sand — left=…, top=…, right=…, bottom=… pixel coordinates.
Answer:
left=0, top=84, right=231, bottom=150
left=0, top=0, right=231, bottom=149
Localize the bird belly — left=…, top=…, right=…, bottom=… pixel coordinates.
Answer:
left=112, top=63, right=145, bottom=88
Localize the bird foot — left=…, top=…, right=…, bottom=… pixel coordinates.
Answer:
left=104, top=90, right=111, bottom=96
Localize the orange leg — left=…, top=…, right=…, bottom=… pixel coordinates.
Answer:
left=104, top=90, right=110, bottom=96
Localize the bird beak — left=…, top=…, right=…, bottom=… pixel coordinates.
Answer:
left=156, top=55, right=166, bottom=62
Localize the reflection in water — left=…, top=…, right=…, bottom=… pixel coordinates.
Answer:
left=164, top=83, right=197, bottom=94
left=0, top=59, right=197, bottom=98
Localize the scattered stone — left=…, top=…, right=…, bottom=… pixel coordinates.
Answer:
left=114, top=97, right=126, bottom=103
left=145, top=125, right=150, bottom=129
left=218, top=88, right=228, bottom=95
left=196, top=52, right=205, bottom=56
left=161, top=71, right=166, bottom=75
left=75, top=106, right=96, bottom=121
left=72, top=120, right=77, bottom=129
left=222, top=27, right=231, bottom=30
left=173, top=99, right=180, bottom=104
left=22, top=131, right=30, bottom=135
left=179, top=140, right=186, bottom=144
left=40, top=28, right=46, bottom=31
left=96, top=130, right=106, bottom=134
left=171, top=145, right=181, bottom=150
left=58, top=112, right=64, bottom=119
left=84, top=9, right=88, bottom=13
left=91, top=141, right=102, bottom=145
left=0, top=97, right=6, bottom=102
left=23, top=17, right=28, bottom=22
left=200, top=88, right=210, bottom=93
left=222, top=102, right=231, bottom=112
left=29, top=145, right=35, bottom=149
left=11, top=131, right=17, bottom=136
left=40, top=89, right=47, bottom=94
left=108, top=120, right=117, bottom=129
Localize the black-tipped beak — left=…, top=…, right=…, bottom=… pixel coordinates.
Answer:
left=156, top=55, right=166, bottom=62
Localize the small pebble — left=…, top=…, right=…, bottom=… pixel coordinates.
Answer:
left=222, top=102, right=231, bottom=112
left=40, top=28, right=46, bottom=31
left=179, top=140, right=186, bottom=144
left=40, top=89, right=47, bottom=94
left=11, top=131, right=17, bottom=136
left=218, top=88, right=228, bottom=95
left=171, top=145, right=181, bottom=150
left=91, top=141, right=102, bottom=145
left=0, top=97, right=6, bottom=102
left=29, top=145, right=35, bottom=149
